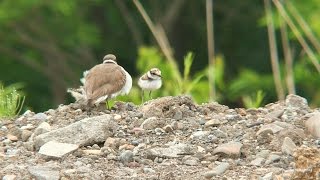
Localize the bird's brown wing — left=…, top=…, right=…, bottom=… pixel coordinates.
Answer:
left=84, top=63, right=126, bottom=102
left=140, top=73, right=149, bottom=80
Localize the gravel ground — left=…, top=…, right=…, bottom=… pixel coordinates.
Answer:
left=1, top=95, right=320, bottom=180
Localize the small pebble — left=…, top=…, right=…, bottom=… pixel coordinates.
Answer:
left=143, top=167, right=156, bottom=174
left=199, top=119, right=206, bottom=125
left=182, top=156, right=199, bottom=166
left=1, top=126, right=8, bottom=131
left=20, top=124, right=34, bottom=130
left=114, top=114, right=122, bottom=120
left=119, top=150, right=134, bottom=164
left=250, top=157, right=264, bottom=166
left=205, top=119, right=221, bottom=127
left=91, top=144, right=100, bottom=150
left=261, top=172, right=273, bottom=180
left=163, top=125, right=173, bottom=133
left=281, top=137, right=297, bottom=156
left=154, top=128, right=165, bottom=134
left=2, top=174, right=17, bottom=180
left=190, top=131, right=210, bottom=140
left=131, top=140, right=139, bottom=146
left=265, top=154, right=281, bottom=165
left=204, top=162, right=230, bottom=178
left=31, top=113, right=47, bottom=121
left=173, top=110, right=183, bottom=120
left=21, top=130, right=33, bottom=142
left=7, top=134, right=18, bottom=142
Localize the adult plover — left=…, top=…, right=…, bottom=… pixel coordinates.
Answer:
left=138, top=68, right=162, bottom=102
left=84, top=54, right=132, bottom=109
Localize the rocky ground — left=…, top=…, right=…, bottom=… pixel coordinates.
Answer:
left=1, top=95, right=320, bottom=180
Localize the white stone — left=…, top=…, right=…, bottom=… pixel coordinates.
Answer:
left=39, top=141, right=78, bottom=159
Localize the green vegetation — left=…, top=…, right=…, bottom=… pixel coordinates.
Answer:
left=242, top=90, right=266, bottom=108
left=119, top=47, right=208, bottom=104
left=0, top=0, right=320, bottom=112
left=0, top=83, right=25, bottom=119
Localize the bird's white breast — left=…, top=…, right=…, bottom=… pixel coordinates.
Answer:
left=120, top=68, right=132, bottom=95
left=138, top=78, right=162, bottom=90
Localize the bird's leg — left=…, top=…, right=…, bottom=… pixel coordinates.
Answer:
left=141, top=90, right=144, bottom=103
left=149, top=91, right=152, bottom=99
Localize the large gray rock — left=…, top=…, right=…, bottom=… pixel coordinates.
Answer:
left=34, top=114, right=116, bottom=150
left=282, top=94, right=310, bottom=121
left=38, top=141, right=79, bottom=159
left=285, top=94, right=309, bottom=110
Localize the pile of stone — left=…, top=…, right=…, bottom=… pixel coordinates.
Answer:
left=1, top=95, right=320, bottom=179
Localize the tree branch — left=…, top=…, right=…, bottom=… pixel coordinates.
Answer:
left=115, top=0, right=143, bottom=46
left=161, top=0, right=186, bottom=33
left=264, top=0, right=285, bottom=100
left=273, top=0, right=320, bottom=73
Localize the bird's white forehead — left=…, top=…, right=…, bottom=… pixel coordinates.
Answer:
left=150, top=68, right=160, bottom=71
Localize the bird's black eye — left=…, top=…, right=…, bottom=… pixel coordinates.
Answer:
left=151, top=72, right=156, bottom=75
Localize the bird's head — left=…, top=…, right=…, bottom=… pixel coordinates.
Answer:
left=148, top=68, right=162, bottom=79
left=103, top=54, right=117, bottom=64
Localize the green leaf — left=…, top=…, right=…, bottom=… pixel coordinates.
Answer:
left=0, top=83, right=25, bottom=119
left=242, top=90, right=266, bottom=108
left=186, top=73, right=205, bottom=94
left=183, top=52, right=194, bottom=82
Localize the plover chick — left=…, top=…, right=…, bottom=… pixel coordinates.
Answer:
left=138, top=68, right=162, bottom=102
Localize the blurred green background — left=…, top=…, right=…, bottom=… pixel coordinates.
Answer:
left=0, top=0, right=320, bottom=113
